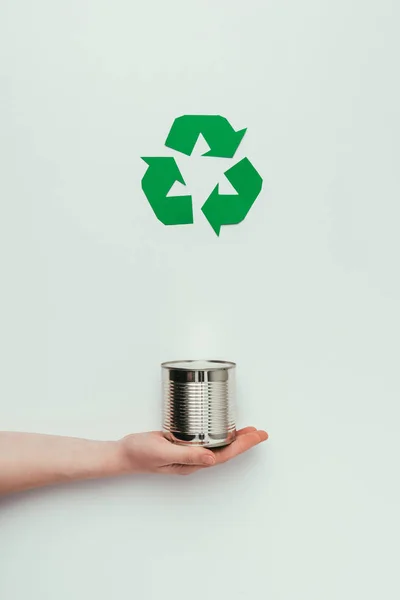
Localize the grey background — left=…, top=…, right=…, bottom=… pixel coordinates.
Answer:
left=1, top=1, right=399, bottom=598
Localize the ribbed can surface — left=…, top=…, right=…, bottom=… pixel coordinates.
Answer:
left=162, top=360, right=236, bottom=448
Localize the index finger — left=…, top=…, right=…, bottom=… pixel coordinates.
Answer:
left=212, top=430, right=268, bottom=465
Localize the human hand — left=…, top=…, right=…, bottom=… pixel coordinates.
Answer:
left=0, top=428, right=268, bottom=495
left=119, top=426, right=268, bottom=476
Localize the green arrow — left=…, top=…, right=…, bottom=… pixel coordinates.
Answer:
left=165, top=115, right=246, bottom=158
left=141, top=157, right=193, bottom=225
left=201, top=158, right=263, bottom=236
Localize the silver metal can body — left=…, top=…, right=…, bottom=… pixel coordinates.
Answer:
left=162, top=360, right=236, bottom=448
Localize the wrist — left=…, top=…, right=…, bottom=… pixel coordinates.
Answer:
left=95, top=440, right=130, bottom=478
left=65, top=439, right=129, bottom=482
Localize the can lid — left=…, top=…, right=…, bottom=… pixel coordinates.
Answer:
left=162, top=359, right=236, bottom=371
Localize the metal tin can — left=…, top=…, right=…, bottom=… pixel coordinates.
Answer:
left=162, top=360, right=236, bottom=448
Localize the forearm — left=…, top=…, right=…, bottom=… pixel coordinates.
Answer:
left=0, top=432, right=126, bottom=495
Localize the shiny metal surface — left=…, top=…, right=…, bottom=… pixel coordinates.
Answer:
left=162, top=360, right=236, bottom=448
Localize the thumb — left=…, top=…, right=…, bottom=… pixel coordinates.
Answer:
left=169, top=444, right=216, bottom=467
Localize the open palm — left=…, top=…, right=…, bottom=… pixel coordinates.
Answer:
left=121, top=427, right=268, bottom=476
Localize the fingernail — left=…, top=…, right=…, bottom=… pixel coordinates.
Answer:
left=202, top=455, right=215, bottom=466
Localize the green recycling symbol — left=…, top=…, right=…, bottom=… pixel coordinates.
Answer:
left=141, top=115, right=263, bottom=236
